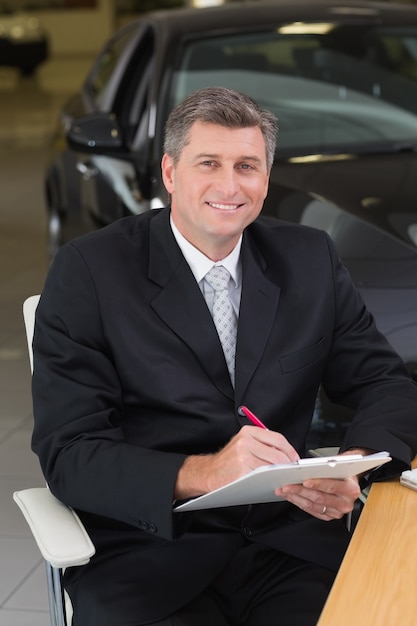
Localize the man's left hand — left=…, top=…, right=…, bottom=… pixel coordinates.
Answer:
left=274, top=475, right=361, bottom=520
left=274, top=449, right=372, bottom=520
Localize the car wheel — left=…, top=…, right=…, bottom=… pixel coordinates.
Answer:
left=47, top=209, right=63, bottom=262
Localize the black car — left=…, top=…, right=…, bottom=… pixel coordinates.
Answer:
left=45, top=0, right=417, bottom=444
left=0, top=3, right=49, bottom=76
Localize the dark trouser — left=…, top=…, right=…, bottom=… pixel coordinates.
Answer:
left=146, top=542, right=335, bottom=626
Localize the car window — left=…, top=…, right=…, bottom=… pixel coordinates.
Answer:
left=169, top=24, right=417, bottom=158
left=87, top=23, right=140, bottom=111
left=114, top=27, right=155, bottom=147
left=86, top=22, right=155, bottom=148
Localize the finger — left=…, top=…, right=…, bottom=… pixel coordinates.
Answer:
left=242, top=426, right=300, bottom=463
left=275, top=483, right=355, bottom=519
left=275, top=487, right=338, bottom=519
left=284, top=492, right=344, bottom=520
left=303, top=477, right=361, bottom=500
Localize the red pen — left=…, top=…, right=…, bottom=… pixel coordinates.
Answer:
left=238, top=405, right=268, bottom=429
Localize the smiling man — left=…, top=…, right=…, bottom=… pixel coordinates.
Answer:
left=31, top=87, right=417, bottom=626
left=162, top=119, right=270, bottom=261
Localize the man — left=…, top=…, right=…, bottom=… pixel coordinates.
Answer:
left=31, top=87, right=417, bottom=626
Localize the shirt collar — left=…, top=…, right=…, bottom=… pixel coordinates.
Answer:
left=170, top=216, right=242, bottom=287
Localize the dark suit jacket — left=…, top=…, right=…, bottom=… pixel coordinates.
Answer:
left=31, top=208, right=417, bottom=622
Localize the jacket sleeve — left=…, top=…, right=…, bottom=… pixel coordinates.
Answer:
left=31, top=242, right=188, bottom=540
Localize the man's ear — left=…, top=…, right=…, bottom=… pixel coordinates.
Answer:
left=161, top=153, right=175, bottom=194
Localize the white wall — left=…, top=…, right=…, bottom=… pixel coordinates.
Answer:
left=32, top=0, right=116, bottom=56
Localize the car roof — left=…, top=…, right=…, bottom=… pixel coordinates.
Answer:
left=138, top=0, right=417, bottom=37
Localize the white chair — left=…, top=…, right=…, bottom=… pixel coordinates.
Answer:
left=13, top=295, right=345, bottom=625
left=13, top=295, right=95, bottom=626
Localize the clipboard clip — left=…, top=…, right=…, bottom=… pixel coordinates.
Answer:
left=296, top=454, right=363, bottom=466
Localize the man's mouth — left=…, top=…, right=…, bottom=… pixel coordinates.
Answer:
left=207, top=202, right=242, bottom=210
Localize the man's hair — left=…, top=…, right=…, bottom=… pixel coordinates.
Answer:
left=163, top=86, right=278, bottom=169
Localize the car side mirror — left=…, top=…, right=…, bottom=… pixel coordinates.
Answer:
left=67, top=113, right=125, bottom=154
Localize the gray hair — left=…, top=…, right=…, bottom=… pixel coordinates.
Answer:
left=163, top=87, right=278, bottom=169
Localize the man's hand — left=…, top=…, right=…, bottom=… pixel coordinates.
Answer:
left=274, top=475, right=361, bottom=521
left=274, top=449, right=371, bottom=520
left=174, top=425, right=299, bottom=500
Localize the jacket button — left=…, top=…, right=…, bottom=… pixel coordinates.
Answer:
left=149, top=523, right=157, bottom=533
left=242, top=526, right=252, bottom=537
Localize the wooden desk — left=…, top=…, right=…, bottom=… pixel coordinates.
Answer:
left=318, top=459, right=417, bottom=626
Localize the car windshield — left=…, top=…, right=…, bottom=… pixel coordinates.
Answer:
left=169, top=23, right=417, bottom=158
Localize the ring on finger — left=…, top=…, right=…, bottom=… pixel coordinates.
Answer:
left=321, top=505, right=327, bottom=515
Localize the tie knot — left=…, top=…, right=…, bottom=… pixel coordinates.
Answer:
left=205, top=266, right=231, bottom=292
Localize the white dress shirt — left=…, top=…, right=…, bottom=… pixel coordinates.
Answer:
left=170, top=217, right=242, bottom=316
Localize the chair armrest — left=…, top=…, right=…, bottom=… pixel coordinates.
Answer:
left=13, top=488, right=95, bottom=569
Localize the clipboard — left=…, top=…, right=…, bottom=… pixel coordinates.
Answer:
left=174, top=451, right=391, bottom=512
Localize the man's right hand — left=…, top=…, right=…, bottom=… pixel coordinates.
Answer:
left=174, top=425, right=299, bottom=500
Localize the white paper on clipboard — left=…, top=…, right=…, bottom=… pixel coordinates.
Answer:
left=174, top=451, right=391, bottom=512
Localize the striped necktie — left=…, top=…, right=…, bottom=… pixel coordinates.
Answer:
left=205, top=265, right=237, bottom=386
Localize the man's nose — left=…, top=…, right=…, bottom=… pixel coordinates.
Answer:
left=214, top=166, right=240, bottom=195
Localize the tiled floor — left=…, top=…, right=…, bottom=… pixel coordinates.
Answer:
left=0, top=55, right=94, bottom=626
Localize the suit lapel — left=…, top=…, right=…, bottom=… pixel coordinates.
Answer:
left=146, top=210, right=281, bottom=401
left=235, top=233, right=281, bottom=397
left=147, top=210, right=234, bottom=399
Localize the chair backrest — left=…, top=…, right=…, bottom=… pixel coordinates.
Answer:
left=23, top=294, right=41, bottom=374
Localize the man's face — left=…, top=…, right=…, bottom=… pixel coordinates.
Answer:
left=162, top=121, right=270, bottom=261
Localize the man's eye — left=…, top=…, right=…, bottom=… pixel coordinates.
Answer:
left=240, top=163, right=253, bottom=170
